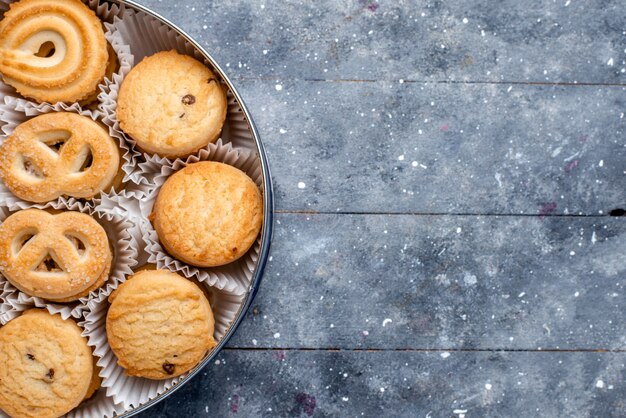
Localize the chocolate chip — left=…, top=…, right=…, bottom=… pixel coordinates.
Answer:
left=182, top=94, right=196, bottom=105
left=179, top=113, right=186, bottom=118
left=46, top=369, right=54, bottom=380
left=231, top=247, right=238, bottom=253
left=27, top=354, right=35, bottom=360
left=162, top=362, right=175, bottom=375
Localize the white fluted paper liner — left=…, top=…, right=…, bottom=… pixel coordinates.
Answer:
left=0, top=278, right=16, bottom=325
left=83, top=281, right=246, bottom=410
left=84, top=0, right=129, bottom=24
left=0, top=95, right=144, bottom=203
left=0, top=299, right=126, bottom=418
left=135, top=140, right=262, bottom=295
left=98, top=13, right=135, bottom=103
left=0, top=96, right=98, bottom=135
left=0, top=198, right=138, bottom=320
left=94, top=191, right=153, bottom=268
left=105, top=8, right=206, bottom=65
left=65, top=388, right=127, bottom=418
left=0, top=207, right=12, bottom=324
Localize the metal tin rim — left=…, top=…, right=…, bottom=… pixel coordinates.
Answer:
left=112, top=1, right=274, bottom=416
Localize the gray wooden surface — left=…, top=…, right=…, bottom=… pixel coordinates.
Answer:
left=135, top=1, right=626, bottom=417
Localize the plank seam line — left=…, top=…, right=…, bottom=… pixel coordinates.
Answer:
left=237, top=76, right=626, bottom=87
left=273, top=210, right=616, bottom=218
left=223, top=347, right=625, bottom=353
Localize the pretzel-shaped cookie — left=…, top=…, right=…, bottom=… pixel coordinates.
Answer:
left=0, top=112, right=121, bottom=203
left=0, top=209, right=112, bottom=302
left=0, top=0, right=108, bottom=103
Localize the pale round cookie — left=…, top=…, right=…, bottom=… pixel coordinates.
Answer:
left=151, top=161, right=263, bottom=267
left=0, top=209, right=112, bottom=302
left=117, top=50, right=227, bottom=158
left=0, top=309, right=94, bottom=418
left=106, top=269, right=216, bottom=380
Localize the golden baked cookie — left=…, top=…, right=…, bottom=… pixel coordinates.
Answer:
left=151, top=162, right=263, bottom=267
left=0, top=209, right=112, bottom=302
left=106, top=269, right=216, bottom=380
left=0, top=112, right=121, bottom=203
left=0, top=0, right=109, bottom=103
left=117, top=50, right=227, bottom=158
left=79, top=42, right=120, bottom=108
left=0, top=309, right=94, bottom=418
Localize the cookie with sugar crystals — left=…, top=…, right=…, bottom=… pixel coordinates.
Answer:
left=117, top=50, right=227, bottom=158
left=0, top=209, right=112, bottom=302
left=0, top=112, right=122, bottom=203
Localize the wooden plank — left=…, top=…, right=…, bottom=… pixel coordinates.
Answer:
left=138, top=0, right=626, bottom=84
left=141, top=350, right=626, bottom=417
left=238, top=80, right=626, bottom=214
left=226, top=213, right=626, bottom=350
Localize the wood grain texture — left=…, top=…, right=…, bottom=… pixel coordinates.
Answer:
left=130, top=0, right=626, bottom=417
left=226, top=214, right=626, bottom=350
left=240, top=80, right=626, bottom=214
left=136, top=0, right=626, bottom=84
left=144, top=350, right=626, bottom=417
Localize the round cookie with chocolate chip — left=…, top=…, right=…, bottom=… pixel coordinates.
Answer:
left=116, top=50, right=227, bottom=158
left=0, top=309, right=95, bottom=418
left=106, top=269, right=216, bottom=380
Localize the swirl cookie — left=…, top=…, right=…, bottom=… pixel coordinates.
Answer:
left=0, top=112, right=121, bottom=203
left=0, top=0, right=109, bottom=103
left=151, top=162, right=263, bottom=267
left=0, top=309, right=95, bottom=418
left=0, top=209, right=112, bottom=302
left=80, top=42, right=120, bottom=108
left=117, top=50, right=227, bottom=158
left=106, top=269, right=216, bottom=380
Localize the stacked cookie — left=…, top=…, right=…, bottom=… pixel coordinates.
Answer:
left=0, top=0, right=265, bottom=416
